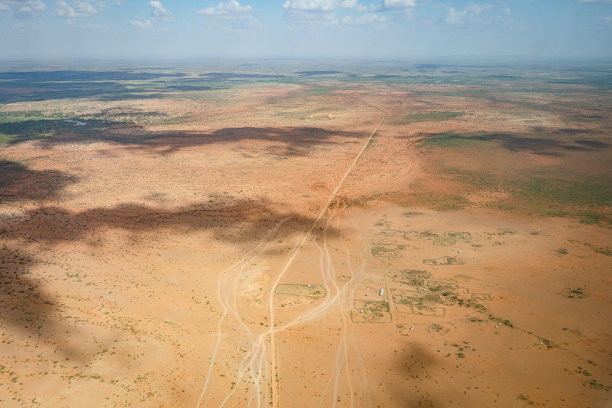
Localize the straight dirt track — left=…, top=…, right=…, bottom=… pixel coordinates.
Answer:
left=267, top=115, right=385, bottom=408
left=195, top=115, right=385, bottom=408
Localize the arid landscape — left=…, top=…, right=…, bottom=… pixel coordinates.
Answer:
left=0, top=62, right=611, bottom=407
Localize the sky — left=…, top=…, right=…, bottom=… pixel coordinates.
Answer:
left=1, top=0, right=611, bottom=60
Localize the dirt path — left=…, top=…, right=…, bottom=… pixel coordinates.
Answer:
left=195, top=218, right=290, bottom=408
left=196, top=115, right=385, bottom=408
left=268, top=115, right=385, bottom=408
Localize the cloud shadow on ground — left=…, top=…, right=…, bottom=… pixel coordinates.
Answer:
left=0, top=160, right=78, bottom=204
left=0, top=246, right=82, bottom=359
left=1, top=120, right=363, bottom=157
left=391, top=343, right=446, bottom=407
left=0, top=197, right=338, bottom=359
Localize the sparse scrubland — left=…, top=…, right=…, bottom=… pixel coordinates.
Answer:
left=0, top=62, right=610, bottom=407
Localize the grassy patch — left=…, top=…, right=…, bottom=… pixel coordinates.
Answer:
left=394, top=111, right=463, bottom=125
left=383, top=185, right=469, bottom=211
left=511, top=176, right=611, bottom=208
left=423, top=163, right=611, bottom=224
left=442, top=167, right=500, bottom=190
left=306, top=85, right=337, bottom=96
left=594, top=246, right=612, bottom=256
left=423, top=131, right=490, bottom=148
left=0, top=133, right=18, bottom=145
left=508, top=176, right=611, bottom=224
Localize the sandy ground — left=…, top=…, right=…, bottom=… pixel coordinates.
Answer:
left=0, top=81, right=610, bottom=408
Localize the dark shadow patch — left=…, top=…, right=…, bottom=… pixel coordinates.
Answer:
left=0, top=245, right=79, bottom=358
left=474, top=132, right=606, bottom=156
left=530, top=126, right=595, bottom=136
left=199, top=72, right=285, bottom=80
left=574, top=139, right=609, bottom=149
left=295, top=71, right=342, bottom=76
left=0, top=70, right=221, bottom=103
left=0, top=160, right=77, bottom=203
left=0, top=199, right=341, bottom=246
left=0, top=199, right=340, bottom=357
left=0, top=70, right=187, bottom=82
left=391, top=343, right=446, bottom=407
left=0, top=118, right=116, bottom=145
left=117, top=126, right=361, bottom=156
left=413, top=64, right=444, bottom=70
left=1, top=120, right=363, bottom=157
left=418, top=131, right=609, bottom=156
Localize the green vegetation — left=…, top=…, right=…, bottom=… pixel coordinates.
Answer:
left=393, top=111, right=463, bottom=125
left=422, top=163, right=611, bottom=224
left=388, top=186, right=469, bottom=211
left=428, top=323, right=443, bottom=332
left=588, top=379, right=612, bottom=391
left=517, top=394, right=536, bottom=405
left=0, top=133, right=17, bottom=145
left=457, top=299, right=487, bottom=312
left=487, top=315, right=514, bottom=327
left=562, top=287, right=588, bottom=299
left=396, top=269, right=431, bottom=286
left=511, top=176, right=610, bottom=210
left=306, top=84, right=338, bottom=96
left=433, top=236, right=456, bottom=246
left=442, top=167, right=499, bottom=190
left=593, top=246, right=612, bottom=256
left=423, top=256, right=464, bottom=266
left=538, top=337, right=556, bottom=349
left=351, top=300, right=392, bottom=323
left=423, top=131, right=489, bottom=148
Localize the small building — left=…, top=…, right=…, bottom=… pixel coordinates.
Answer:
left=379, top=289, right=384, bottom=296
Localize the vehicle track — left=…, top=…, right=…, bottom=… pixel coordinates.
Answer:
left=196, top=217, right=290, bottom=408
left=267, top=116, right=385, bottom=408
left=197, top=115, right=385, bottom=408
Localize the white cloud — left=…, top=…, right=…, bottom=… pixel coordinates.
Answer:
left=283, top=0, right=365, bottom=11
left=282, top=0, right=373, bottom=24
left=445, top=6, right=466, bottom=24
left=283, top=0, right=336, bottom=11
left=74, top=0, right=97, bottom=14
left=4, top=0, right=46, bottom=18
left=503, top=7, right=511, bottom=16
left=576, top=0, right=612, bottom=3
left=444, top=3, right=493, bottom=25
left=282, top=0, right=415, bottom=25
left=340, top=0, right=366, bottom=11
left=149, top=0, right=172, bottom=21
left=56, top=0, right=76, bottom=17
left=341, top=12, right=387, bottom=24
left=55, top=0, right=100, bottom=18
left=465, top=3, right=489, bottom=15
left=380, top=0, right=415, bottom=10
left=286, top=9, right=337, bottom=24
left=198, top=0, right=252, bottom=17
left=130, top=17, right=152, bottom=29
left=129, top=0, right=172, bottom=30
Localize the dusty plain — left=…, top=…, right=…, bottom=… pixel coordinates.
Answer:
left=0, top=62, right=611, bottom=407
